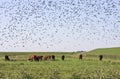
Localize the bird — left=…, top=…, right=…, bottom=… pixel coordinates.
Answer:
left=0, top=0, right=120, bottom=51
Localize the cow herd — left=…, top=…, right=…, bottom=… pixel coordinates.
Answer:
left=4, top=54, right=103, bottom=61
left=28, top=54, right=65, bottom=61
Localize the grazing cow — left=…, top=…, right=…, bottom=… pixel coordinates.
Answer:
left=44, top=55, right=51, bottom=60
left=78, top=54, right=83, bottom=60
left=5, top=55, right=10, bottom=61
left=28, top=55, right=43, bottom=61
left=61, top=55, right=65, bottom=61
left=51, top=55, right=55, bottom=61
left=28, top=55, right=36, bottom=61
left=99, top=55, right=103, bottom=61
left=36, top=56, right=43, bottom=61
left=34, top=55, right=40, bottom=61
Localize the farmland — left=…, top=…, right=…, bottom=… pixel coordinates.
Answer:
left=0, top=47, right=120, bottom=79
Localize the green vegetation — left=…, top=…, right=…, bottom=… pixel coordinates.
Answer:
left=87, top=47, right=120, bottom=54
left=0, top=47, right=120, bottom=79
left=85, top=47, right=120, bottom=60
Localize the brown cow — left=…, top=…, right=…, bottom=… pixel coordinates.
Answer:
left=28, top=55, right=36, bottom=61
left=36, top=56, right=43, bottom=61
left=44, top=55, right=51, bottom=60
left=78, top=54, right=83, bottom=60
left=28, top=55, right=43, bottom=61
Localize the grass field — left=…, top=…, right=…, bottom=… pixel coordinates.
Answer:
left=85, top=47, right=120, bottom=60
left=0, top=47, right=120, bottom=79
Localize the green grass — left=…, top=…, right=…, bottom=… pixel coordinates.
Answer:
left=84, top=47, right=120, bottom=60
left=87, top=47, right=120, bottom=54
left=0, top=47, right=120, bottom=79
left=0, top=59, right=120, bottom=79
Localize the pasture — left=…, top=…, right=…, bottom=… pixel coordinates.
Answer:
left=0, top=48, right=120, bottom=79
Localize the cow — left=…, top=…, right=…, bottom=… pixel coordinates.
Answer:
left=5, top=55, right=10, bottom=61
left=61, top=55, right=65, bottom=61
left=78, top=54, right=83, bottom=60
left=99, top=55, right=103, bottom=61
left=28, top=55, right=43, bottom=61
left=44, top=55, right=51, bottom=60
left=51, top=55, right=55, bottom=61
left=36, top=56, right=43, bottom=61
left=28, top=55, right=36, bottom=61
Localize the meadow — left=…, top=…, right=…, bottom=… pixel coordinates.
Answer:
left=0, top=48, right=120, bottom=79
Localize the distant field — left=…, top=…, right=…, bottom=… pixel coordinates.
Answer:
left=84, top=47, right=120, bottom=60
left=86, top=47, right=120, bottom=54
left=0, top=47, right=120, bottom=79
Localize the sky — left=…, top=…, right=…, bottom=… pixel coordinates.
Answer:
left=0, top=0, right=120, bottom=52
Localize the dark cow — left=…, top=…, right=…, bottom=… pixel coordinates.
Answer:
left=28, top=55, right=43, bottom=61
left=99, top=55, right=103, bottom=61
left=61, top=55, right=65, bottom=61
left=37, top=56, right=43, bottom=61
left=44, top=55, right=51, bottom=60
left=5, top=55, right=10, bottom=61
left=51, top=55, right=55, bottom=61
left=78, top=54, right=83, bottom=60
left=34, top=55, right=43, bottom=61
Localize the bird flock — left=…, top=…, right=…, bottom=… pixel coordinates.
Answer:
left=0, top=0, right=120, bottom=51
